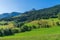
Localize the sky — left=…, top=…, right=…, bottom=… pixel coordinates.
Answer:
left=0, top=0, right=60, bottom=14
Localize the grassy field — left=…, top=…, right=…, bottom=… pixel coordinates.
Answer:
left=0, top=18, right=60, bottom=40
left=0, top=26, right=60, bottom=40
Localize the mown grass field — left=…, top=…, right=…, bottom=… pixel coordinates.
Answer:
left=0, top=26, right=60, bottom=40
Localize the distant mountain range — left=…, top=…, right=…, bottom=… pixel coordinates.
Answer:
left=0, top=12, right=21, bottom=19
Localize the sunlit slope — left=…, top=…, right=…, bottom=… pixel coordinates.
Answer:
left=0, top=21, right=14, bottom=29
left=23, top=18, right=60, bottom=27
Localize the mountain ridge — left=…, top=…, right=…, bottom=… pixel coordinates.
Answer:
left=0, top=5, right=60, bottom=21
left=0, top=12, right=21, bottom=19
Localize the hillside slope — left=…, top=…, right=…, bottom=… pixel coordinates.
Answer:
left=2, top=5, right=60, bottom=22
left=1, top=27, right=60, bottom=40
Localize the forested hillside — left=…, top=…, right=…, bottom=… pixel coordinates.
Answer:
left=0, top=5, right=60, bottom=37
left=2, top=5, right=60, bottom=22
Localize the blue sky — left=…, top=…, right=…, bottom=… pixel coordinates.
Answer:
left=0, top=0, right=60, bottom=14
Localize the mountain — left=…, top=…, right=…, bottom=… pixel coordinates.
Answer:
left=0, top=12, right=21, bottom=19
left=0, top=5, right=60, bottom=37
left=0, top=5, right=60, bottom=22
left=10, top=5, right=60, bottom=22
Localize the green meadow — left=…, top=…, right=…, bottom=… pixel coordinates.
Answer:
left=0, top=27, right=60, bottom=40
left=0, top=18, right=59, bottom=40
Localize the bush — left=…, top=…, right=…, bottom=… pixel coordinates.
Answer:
left=21, top=25, right=32, bottom=32
left=12, top=28, right=21, bottom=33
left=0, top=28, right=15, bottom=37
left=0, top=29, right=4, bottom=37
left=56, top=22, right=60, bottom=26
left=4, top=29, right=14, bottom=36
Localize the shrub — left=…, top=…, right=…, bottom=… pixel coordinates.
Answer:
left=4, top=29, right=14, bottom=36
left=21, top=25, right=32, bottom=32
left=0, top=29, right=4, bottom=37
left=12, top=28, right=21, bottom=33
left=56, top=22, right=60, bottom=26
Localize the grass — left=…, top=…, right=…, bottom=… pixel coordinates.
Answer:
left=0, top=26, right=60, bottom=40
left=0, top=18, right=60, bottom=40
